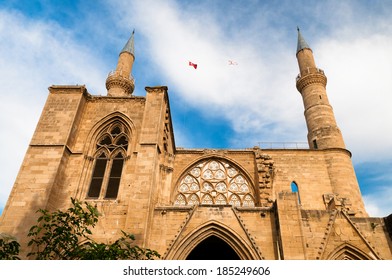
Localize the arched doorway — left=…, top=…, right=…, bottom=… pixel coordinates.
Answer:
left=165, top=221, right=262, bottom=260
left=186, top=235, right=240, bottom=260
left=327, top=243, right=374, bottom=260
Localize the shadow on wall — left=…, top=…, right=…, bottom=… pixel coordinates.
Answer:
left=385, top=214, right=392, bottom=240
left=10, top=193, right=47, bottom=259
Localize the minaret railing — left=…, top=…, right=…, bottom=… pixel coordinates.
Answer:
left=107, top=70, right=134, bottom=81
left=296, top=67, right=325, bottom=81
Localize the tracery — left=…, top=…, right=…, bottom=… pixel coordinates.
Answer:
left=87, top=121, right=129, bottom=199
left=174, top=159, right=255, bottom=207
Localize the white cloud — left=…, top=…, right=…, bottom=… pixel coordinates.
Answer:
left=115, top=0, right=392, bottom=161
left=0, top=10, right=106, bottom=208
left=117, top=0, right=307, bottom=148
left=316, top=35, right=392, bottom=163
left=363, top=186, right=392, bottom=217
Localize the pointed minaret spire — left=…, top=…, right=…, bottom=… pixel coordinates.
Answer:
left=296, top=27, right=317, bottom=78
left=106, top=30, right=136, bottom=97
left=296, top=27, right=311, bottom=54
left=121, top=29, right=135, bottom=56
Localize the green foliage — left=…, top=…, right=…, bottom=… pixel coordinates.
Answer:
left=27, top=197, right=99, bottom=260
left=0, top=233, right=20, bottom=260
left=81, top=231, right=160, bottom=260
left=1, top=198, right=160, bottom=260
left=26, top=198, right=160, bottom=260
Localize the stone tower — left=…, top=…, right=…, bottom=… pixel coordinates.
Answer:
left=296, top=28, right=345, bottom=150
left=0, top=30, right=391, bottom=260
left=106, top=30, right=135, bottom=97
left=295, top=28, right=365, bottom=215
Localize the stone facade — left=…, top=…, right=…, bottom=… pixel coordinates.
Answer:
left=1, top=31, right=391, bottom=260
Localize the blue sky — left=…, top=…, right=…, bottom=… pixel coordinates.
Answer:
left=0, top=0, right=391, bottom=216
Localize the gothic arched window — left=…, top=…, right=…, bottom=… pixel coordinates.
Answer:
left=174, top=159, right=255, bottom=207
left=291, top=181, right=301, bottom=205
left=87, top=122, right=129, bottom=199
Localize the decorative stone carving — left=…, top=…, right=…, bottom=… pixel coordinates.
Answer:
left=202, top=149, right=228, bottom=155
left=145, top=86, right=168, bottom=93
left=160, top=164, right=173, bottom=173
left=323, top=193, right=354, bottom=214
left=174, top=159, right=255, bottom=207
left=255, top=150, right=275, bottom=207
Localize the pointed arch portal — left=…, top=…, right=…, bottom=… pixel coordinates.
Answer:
left=327, top=243, right=374, bottom=260
left=166, top=222, right=261, bottom=260
left=186, top=236, right=240, bottom=260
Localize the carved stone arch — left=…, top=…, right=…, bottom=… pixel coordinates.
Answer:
left=326, top=243, right=374, bottom=260
left=175, top=155, right=254, bottom=187
left=77, top=112, right=134, bottom=200
left=113, top=132, right=129, bottom=146
left=166, top=221, right=259, bottom=260
left=97, top=133, right=112, bottom=145
left=83, top=111, right=136, bottom=156
left=172, top=156, right=258, bottom=206
left=108, top=122, right=123, bottom=135
left=228, top=193, right=241, bottom=206
left=173, top=193, right=186, bottom=206
left=93, top=147, right=110, bottom=158
left=110, top=147, right=128, bottom=160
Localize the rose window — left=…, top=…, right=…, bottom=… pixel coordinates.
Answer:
left=174, top=159, right=255, bottom=207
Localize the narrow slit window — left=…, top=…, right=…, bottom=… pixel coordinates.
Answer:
left=291, top=181, right=301, bottom=205
left=313, top=139, right=318, bottom=149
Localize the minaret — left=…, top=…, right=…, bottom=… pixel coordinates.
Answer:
left=106, top=30, right=135, bottom=97
left=295, top=28, right=345, bottom=150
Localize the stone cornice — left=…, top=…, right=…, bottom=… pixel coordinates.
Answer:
left=49, top=85, right=89, bottom=96
left=155, top=206, right=193, bottom=212
left=175, top=148, right=255, bottom=155
left=145, top=86, right=168, bottom=93
left=321, top=147, right=352, bottom=158
left=86, top=95, right=145, bottom=103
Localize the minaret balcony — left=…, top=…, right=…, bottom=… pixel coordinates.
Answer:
left=106, top=71, right=135, bottom=95
left=296, top=67, right=327, bottom=92
left=296, top=67, right=325, bottom=81
left=107, top=70, right=134, bottom=82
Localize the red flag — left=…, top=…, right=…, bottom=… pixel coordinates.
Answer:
left=189, top=61, right=197, bottom=69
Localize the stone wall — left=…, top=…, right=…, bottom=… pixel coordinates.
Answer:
left=0, top=84, right=390, bottom=259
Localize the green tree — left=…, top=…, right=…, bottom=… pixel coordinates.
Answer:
left=27, top=198, right=160, bottom=260
left=0, top=233, right=20, bottom=260
left=81, top=231, right=160, bottom=260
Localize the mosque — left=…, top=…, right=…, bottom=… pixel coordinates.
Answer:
left=1, top=29, right=391, bottom=259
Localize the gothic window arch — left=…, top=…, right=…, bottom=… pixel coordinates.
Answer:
left=87, top=122, right=129, bottom=199
left=174, top=159, right=255, bottom=207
